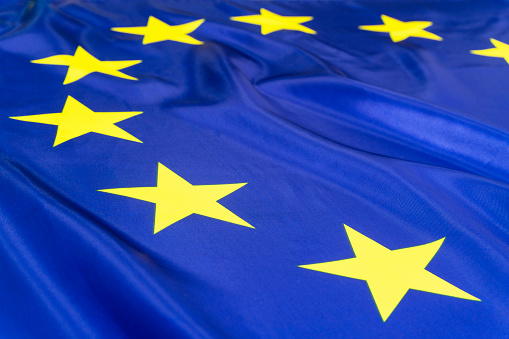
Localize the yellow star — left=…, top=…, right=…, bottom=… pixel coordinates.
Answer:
left=300, top=224, right=479, bottom=321
left=10, top=96, right=142, bottom=146
left=471, top=38, right=509, bottom=64
left=99, top=163, right=253, bottom=234
left=359, top=15, right=442, bottom=42
left=111, top=16, right=205, bottom=45
left=31, top=46, right=141, bottom=84
left=230, top=8, right=316, bottom=35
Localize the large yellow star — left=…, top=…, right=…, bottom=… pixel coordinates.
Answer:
left=99, top=163, right=253, bottom=234
left=230, top=8, right=316, bottom=35
left=300, top=224, right=479, bottom=321
left=10, top=96, right=142, bottom=146
left=471, top=38, right=509, bottom=64
left=31, top=46, right=141, bottom=84
left=359, top=15, right=442, bottom=42
left=111, top=16, right=205, bottom=45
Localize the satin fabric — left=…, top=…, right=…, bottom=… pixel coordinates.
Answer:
left=0, top=1, right=507, bottom=337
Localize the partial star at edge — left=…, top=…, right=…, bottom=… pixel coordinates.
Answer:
left=99, top=163, right=253, bottom=234
left=300, top=224, right=479, bottom=321
left=10, top=96, right=143, bottom=146
left=31, top=46, right=141, bottom=84
left=471, top=38, right=509, bottom=64
left=112, top=16, right=205, bottom=45
left=359, top=15, right=442, bottom=42
left=231, top=8, right=316, bottom=35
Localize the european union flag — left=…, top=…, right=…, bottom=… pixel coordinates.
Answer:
left=0, top=0, right=508, bottom=337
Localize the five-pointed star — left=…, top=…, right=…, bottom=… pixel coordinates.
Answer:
left=359, top=15, right=442, bottom=42
left=99, top=163, right=253, bottom=234
left=230, top=8, right=316, bottom=35
left=471, top=38, right=509, bottom=64
left=10, top=96, right=142, bottom=146
left=300, top=224, right=479, bottom=321
left=111, top=16, right=205, bottom=45
left=31, top=46, right=141, bottom=84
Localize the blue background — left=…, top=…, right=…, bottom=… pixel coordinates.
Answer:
left=0, top=0, right=507, bottom=337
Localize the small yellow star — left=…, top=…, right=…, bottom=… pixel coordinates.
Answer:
left=300, top=224, right=479, bottom=321
left=31, top=46, right=141, bottom=84
left=99, top=163, right=253, bottom=234
left=359, top=15, right=442, bottom=42
left=471, top=38, right=509, bottom=64
left=230, top=8, right=316, bottom=35
left=112, top=16, right=205, bottom=45
left=10, top=96, right=143, bottom=146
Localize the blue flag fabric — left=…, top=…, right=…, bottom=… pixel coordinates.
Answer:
left=0, top=0, right=508, bottom=337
